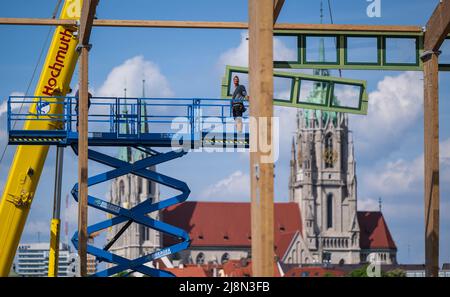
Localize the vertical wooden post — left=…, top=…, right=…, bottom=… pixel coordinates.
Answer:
left=249, top=0, right=274, bottom=277
left=422, top=51, right=440, bottom=277
left=78, top=45, right=89, bottom=277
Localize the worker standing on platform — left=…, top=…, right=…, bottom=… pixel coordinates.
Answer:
left=74, top=89, right=92, bottom=132
left=231, top=75, right=248, bottom=133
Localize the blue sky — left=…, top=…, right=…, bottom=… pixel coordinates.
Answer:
left=0, top=0, right=449, bottom=266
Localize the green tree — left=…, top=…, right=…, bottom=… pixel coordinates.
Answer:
left=384, top=269, right=406, bottom=277
left=347, top=265, right=370, bottom=277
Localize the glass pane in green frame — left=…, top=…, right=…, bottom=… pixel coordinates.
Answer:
left=346, top=36, right=379, bottom=64
left=305, top=36, right=339, bottom=64
left=274, top=76, right=294, bottom=102
left=385, top=37, right=418, bottom=65
left=298, top=80, right=329, bottom=106
left=332, top=83, right=362, bottom=109
left=274, top=35, right=299, bottom=63
left=228, top=72, right=250, bottom=96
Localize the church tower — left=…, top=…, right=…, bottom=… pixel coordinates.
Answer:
left=288, top=7, right=360, bottom=263
left=107, top=83, right=161, bottom=261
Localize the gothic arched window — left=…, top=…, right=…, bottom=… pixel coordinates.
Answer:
left=221, top=253, right=230, bottom=264
left=327, top=193, right=333, bottom=229
left=119, top=180, right=125, bottom=198
left=137, top=177, right=143, bottom=194
left=324, top=133, right=334, bottom=168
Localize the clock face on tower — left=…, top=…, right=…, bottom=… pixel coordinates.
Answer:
left=323, top=149, right=337, bottom=167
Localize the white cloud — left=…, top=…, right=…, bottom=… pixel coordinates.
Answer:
left=358, top=198, right=379, bottom=211
left=351, top=72, right=423, bottom=153
left=0, top=91, right=25, bottom=118
left=96, top=56, right=174, bottom=98
left=199, top=170, right=250, bottom=201
left=361, top=138, right=450, bottom=196
left=218, top=31, right=296, bottom=68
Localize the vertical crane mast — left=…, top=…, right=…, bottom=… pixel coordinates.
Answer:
left=0, top=0, right=82, bottom=276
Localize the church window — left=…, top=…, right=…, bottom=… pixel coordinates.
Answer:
left=327, top=194, right=333, bottom=229
left=137, top=177, right=143, bottom=194
left=221, top=253, right=230, bottom=264
left=324, top=133, right=334, bottom=168
left=119, top=180, right=125, bottom=198
left=196, top=253, right=205, bottom=265
left=140, top=225, right=149, bottom=242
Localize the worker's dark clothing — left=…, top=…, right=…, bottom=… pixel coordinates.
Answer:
left=74, top=90, right=92, bottom=114
left=74, top=90, right=92, bottom=130
left=231, top=84, right=247, bottom=118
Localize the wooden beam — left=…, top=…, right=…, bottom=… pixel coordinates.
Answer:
left=78, top=0, right=99, bottom=45
left=77, top=0, right=98, bottom=278
left=273, top=0, right=286, bottom=24
left=424, top=0, right=450, bottom=51
left=0, top=18, right=76, bottom=26
left=422, top=51, right=440, bottom=277
left=249, top=0, right=274, bottom=277
left=0, top=17, right=424, bottom=33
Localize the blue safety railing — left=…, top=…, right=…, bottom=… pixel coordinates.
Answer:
left=7, top=96, right=250, bottom=148
left=5, top=95, right=251, bottom=277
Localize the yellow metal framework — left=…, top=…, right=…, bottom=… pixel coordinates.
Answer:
left=0, top=0, right=82, bottom=276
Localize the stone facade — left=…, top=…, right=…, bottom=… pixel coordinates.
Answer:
left=288, top=107, right=361, bottom=265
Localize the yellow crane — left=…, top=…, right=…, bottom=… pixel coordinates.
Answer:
left=0, top=0, right=83, bottom=276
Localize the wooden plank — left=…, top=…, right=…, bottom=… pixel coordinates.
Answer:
left=424, top=0, right=450, bottom=51
left=422, top=52, right=440, bottom=277
left=273, top=0, right=285, bottom=24
left=78, top=46, right=89, bottom=278
left=77, top=0, right=98, bottom=278
left=0, top=17, right=424, bottom=33
left=249, top=0, right=275, bottom=277
left=0, top=18, right=75, bottom=26
left=78, top=0, right=99, bottom=45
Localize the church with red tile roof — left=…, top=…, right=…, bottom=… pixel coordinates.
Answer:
left=161, top=107, right=397, bottom=266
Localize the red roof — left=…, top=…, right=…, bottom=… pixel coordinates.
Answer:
left=165, top=265, right=208, bottom=277
left=222, top=259, right=282, bottom=277
left=357, top=211, right=397, bottom=250
left=274, top=231, right=298, bottom=259
left=284, top=266, right=346, bottom=277
left=162, top=202, right=302, bottom=253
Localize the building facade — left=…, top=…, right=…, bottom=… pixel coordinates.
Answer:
left=287, top=98, right=396, bottom=264
left=106, top=102, right=161, bottom=261
left=15, top=242, right=96, bottom=277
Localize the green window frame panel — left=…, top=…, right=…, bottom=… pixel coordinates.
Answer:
left=222, top=65, right=369, bottom=115
left=273, top=30, right=450, bottom=71
left=303, top=35, right=341, bottom=66
left=344, top=35, right=381, bottom=66
left=382, top=36, right=420, bottom=67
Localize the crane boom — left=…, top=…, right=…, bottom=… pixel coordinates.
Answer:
left=0, top=0, right=82, bottom=276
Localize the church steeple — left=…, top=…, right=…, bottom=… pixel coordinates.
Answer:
left=119, top=86, right=132, bottom=162
left=289, top=137, right=297, bottom=202
left=140, top=79, right=149, bottom=134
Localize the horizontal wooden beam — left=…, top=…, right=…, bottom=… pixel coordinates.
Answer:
left=0, top=17, right=423, bottom=33
left=0, top=18, right=75, bottom=26
left=424, top=0, right=450, bottom=51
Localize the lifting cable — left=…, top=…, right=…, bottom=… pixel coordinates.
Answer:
left=0, top=0, right=62, bottom=166
left=327, top=0, right=343, bottom=78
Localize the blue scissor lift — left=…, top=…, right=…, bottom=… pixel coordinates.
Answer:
left=7, top=96, right=249, bottom=277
